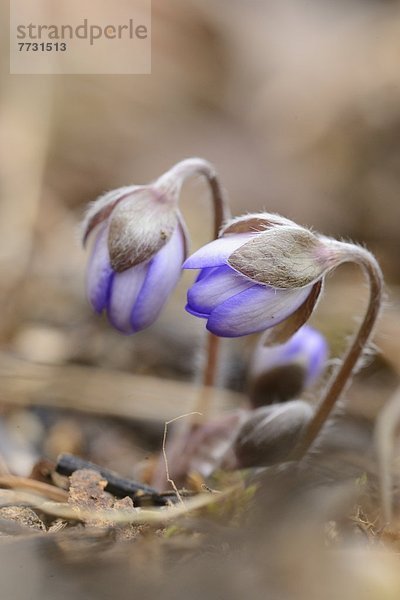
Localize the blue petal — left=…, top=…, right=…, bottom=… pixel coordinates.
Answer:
left=302, top=327, right=328, bottom=384
left=195, top=267, right=219, bottom=283
left=185, top=304, right=209, bottom=319
left=106, top=263, right=148, bottom=334
left=86, top=225, right=114, bottom=313
left=274, top=325, right=328, bottom=384
left=183, top=233, right=255, bottom=269
left=206, top=285, right=313, bottom=338
left=278, top=328, right=309, bottom=359
left=187, top=264, right=254, bottom=317
left=251, top=325, right=328, bottom=385
left=130, top=225, right=185, bottom=331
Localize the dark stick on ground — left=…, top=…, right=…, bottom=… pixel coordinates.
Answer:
left=56, top=453, right=168, bottom=506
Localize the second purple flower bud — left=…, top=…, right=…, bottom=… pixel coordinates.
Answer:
left=82, top=158, right=227, bottom=334
left=84, top=186, right=187, bottom=334
left=248, top=325, right=328, bottom=408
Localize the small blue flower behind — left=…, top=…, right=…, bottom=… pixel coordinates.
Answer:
left=251, top=325, right=328, bottom=386
left=248, top=325, right=328, bottom=407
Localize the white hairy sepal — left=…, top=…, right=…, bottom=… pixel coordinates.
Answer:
left=81, top=157, right=221, bottom=272
left=228, top=226, right=340, bottom=289
left=220, top=212, right=296, bottom=236
left=82, top=185, right=141, bottom=246
left=107, top=188, right=180, bottom=272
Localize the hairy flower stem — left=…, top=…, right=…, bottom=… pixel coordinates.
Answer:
left=203, top=332, right=220, bottom=388
left=157, top=157, right=230, bottom=239
left=192, top=333, right=220, bottom=425
left=169, top=161, right=231, bottom=412
left=195, top=165, right=230, bottom=420
left=151, top=164, right=230, bottom=489
left=293, top=245, right=384, bottom=459
left=161, top=159, right=230, bottom=420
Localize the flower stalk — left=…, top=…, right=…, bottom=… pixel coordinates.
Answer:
left=171, top=160, right=231, bottom=418
left=155, top=157, right=230, bottom=240
left=292, top=243, right=384, bottom=458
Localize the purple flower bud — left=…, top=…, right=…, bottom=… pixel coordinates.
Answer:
left=230, top=400, right=314, bottom=469
left=183, top=230, right=317, bottom=338
left=248, top=325, right=328, bottom=407
left=83, top=167, right=192, bottom=334
left=86, top=221, right=186, bottom=334
left=183, top=211, right=352, bottom=340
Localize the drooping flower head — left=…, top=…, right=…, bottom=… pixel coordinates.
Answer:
left=82, top=158, right=227, bottom=334
left=184, top=212, right=356, bottom=341
left=248, top=325, right=328, bottom=407
left=83, top=180, right=186, bottom=334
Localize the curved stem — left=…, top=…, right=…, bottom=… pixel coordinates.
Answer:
left=293, top=244, right=384, bottom=459
left=156, top=157, right=231, bottom=239
left=194, top=164, right=230, bottom=417
left=190, top=332, right=221, bottom=426
left=204, top=169, right=230, bottom=239
left=158, top=158, right=231, bottom=417
left=203, top=332, right=220, bottom=388
left=192, top=163, right=230, bottom=397
left=151, top=161, right=231, bottom=488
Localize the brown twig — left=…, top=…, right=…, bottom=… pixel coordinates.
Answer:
left=0, top=475, right=67, bottom=502
left=56, top=453, right=167, bottom=506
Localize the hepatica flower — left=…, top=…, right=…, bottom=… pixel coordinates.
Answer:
left=184, top=210, right=383, bottom=458
left=82, top=158, right=228, bottom=334
left=184, top=213, right=326, bottom=339
left=184, top=211, right=379, bottom=341
left=84, top=190, right=186, bottom=334
left=249, top=325, right=328, bottom=407
left=256, top=325, right=327, bottom=386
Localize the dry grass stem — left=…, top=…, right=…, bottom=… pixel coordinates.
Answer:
left=374, top=386, right=400, bottom=524
left=0, top=354, right=241, bottom=422
left=162, top=412, right=202, bottom=505
left=0, top=476, right=68, bottom=503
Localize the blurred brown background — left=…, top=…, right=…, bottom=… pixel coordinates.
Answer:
left=0, top=3, right=400, bottom=597
left=0, top=0, right=399, bottom=469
